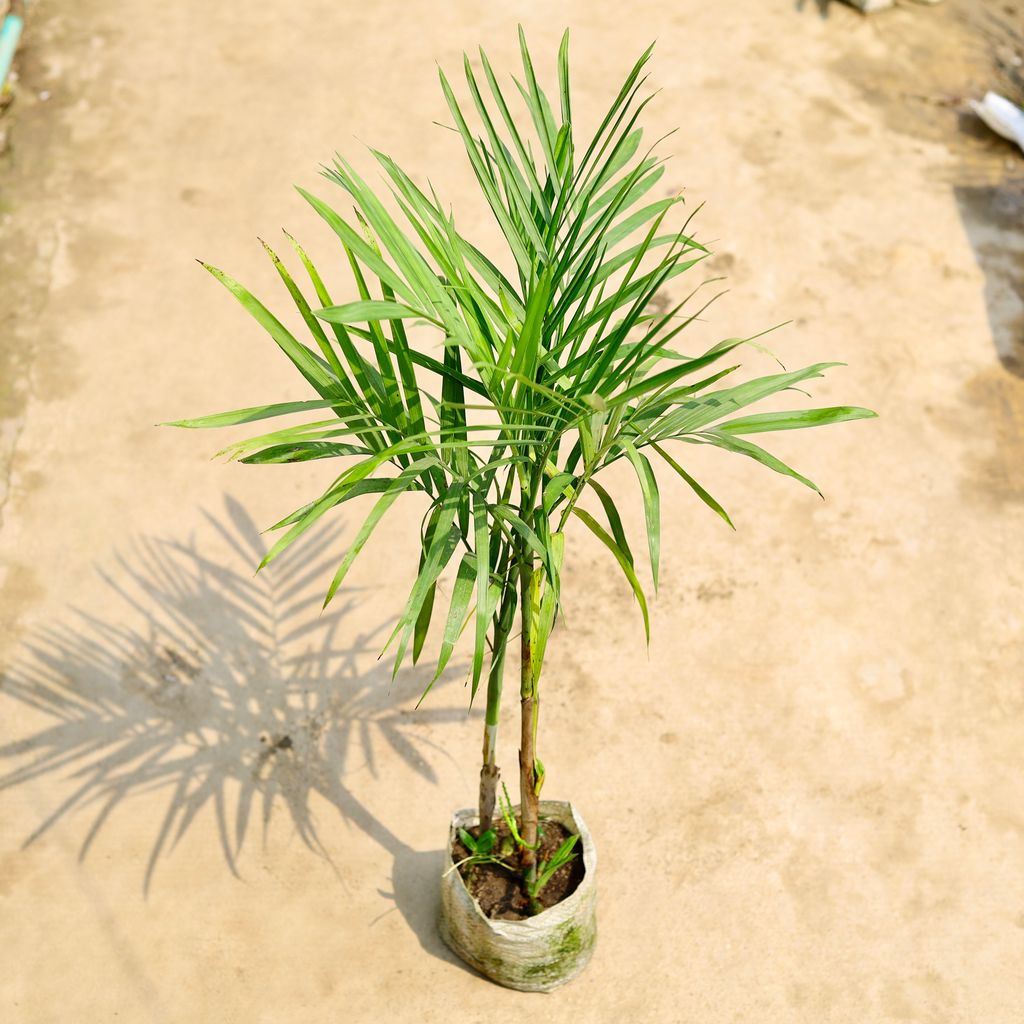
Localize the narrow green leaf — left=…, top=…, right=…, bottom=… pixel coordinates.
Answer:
left=477, top=46, right=551, bottom=223
left=268, top=478, right=396, bottom=531
left=413, top=583, right=437, bottom=665
left=259, top=238, right=350, bottom=386
left=491, top=505, right=552, bottom=578
left=572, top=506, right=649, bottom=643
left=322, top=459, right=435, bottom=608
left=511, top=267, right=553, bottom=382
left=716, top=406, right=877, bottom=436
left=649, top=362, right=843, bottom=440
left=296, top=187, right=419, bottom=305
left=200, top=263, right=342, bottom=401
left=316, top=300, right=432, bottom=325
left=702, top=432, right=821, bottom=494
left=432, top=553, right=478, bottom=682
left=389, top=527, right=462, bottom=674
left=543, top=472, right=576, bottom=514
left=239, top=441, right=369, bottom=465
left=533, top=757, right=546, bottom=797
left=651, top=442, right=734, bottom=529
left=162, top=399, right=339, bottom=430
left=282, top=228, right=392, bottom=424
left=588, top=479, right=634, bottom=566
left=437, top=66, right=534, bottom=276
left=386, top=483, right=468, bottom=673
left=557, top=30, right=571, bottom=127
left=261, top=474, right=370, bottom=572
left=621, top=441, right=660, bottom=589
left=516, top=25, right=559, bottom=182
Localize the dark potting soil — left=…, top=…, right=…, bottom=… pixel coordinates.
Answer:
left=451, top=818, right=586, bottom=920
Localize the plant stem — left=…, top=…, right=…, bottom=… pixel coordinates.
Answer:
left=478, top=585, right=516, bottom=835
left=518, top=535, right=539, bottom=883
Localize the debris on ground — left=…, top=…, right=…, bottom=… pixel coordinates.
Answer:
left=0, top=1, right=22, bottom=155
left=844, top=0, right=943, bottom=10
left=970, top=91, right=1024, bottom=153
left=0, top=3, right=22, bottom=89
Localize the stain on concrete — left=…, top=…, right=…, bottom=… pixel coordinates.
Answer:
left=696, top=577, right=736, bottom=602
left=0, top=845, right=34, bottom=898
left=934, top=366, right=1024, bottom=505
left=676, top=779, right=768, bottom=884
left=855, top=658, right=913, bottom=707
left=0, top=12, right=85, bottom=535
left=0, top=562, right=43, bottom=669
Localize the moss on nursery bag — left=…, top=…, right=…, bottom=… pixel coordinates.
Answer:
left=167, top=26, right=875, bottom=989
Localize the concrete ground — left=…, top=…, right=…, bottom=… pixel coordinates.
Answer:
left=1, top=1, right=1023, bottom=1020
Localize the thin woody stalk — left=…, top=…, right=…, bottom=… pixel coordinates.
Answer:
left=478, top=586, right=516, bottom=834
left=477, top=477, right=517, bottom=836
left=518, top=537, right=539, bottom=883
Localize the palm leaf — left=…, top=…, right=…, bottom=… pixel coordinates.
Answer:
left=170, top=29, right=874, bottom=764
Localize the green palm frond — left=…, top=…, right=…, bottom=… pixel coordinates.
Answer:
left=169, top=27, right=874, bottom=728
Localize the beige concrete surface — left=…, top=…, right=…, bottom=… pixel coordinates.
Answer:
left=1, top=1, right=1023, bottom=1020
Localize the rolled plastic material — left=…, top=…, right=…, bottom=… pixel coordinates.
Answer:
left=970, top=92, right=1024, bottom=154
left=844, top=0, right=942, bottom=8
left=438, top=800, right=597, bottom=992
left=0, top=14, right=24, bottom=91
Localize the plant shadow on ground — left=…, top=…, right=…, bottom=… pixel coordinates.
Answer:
left=0, top=496, right=475, bottom=969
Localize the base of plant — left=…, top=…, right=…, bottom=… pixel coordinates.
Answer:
left=438, top=801, right=597, bottom=992
left=451, top=815, right=584, bottom=920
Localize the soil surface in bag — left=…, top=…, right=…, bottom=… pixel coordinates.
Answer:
left=451, top=819, right=586, bottom=920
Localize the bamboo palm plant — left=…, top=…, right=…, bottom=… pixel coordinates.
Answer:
left=169, top=29, right=874, bottom=893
